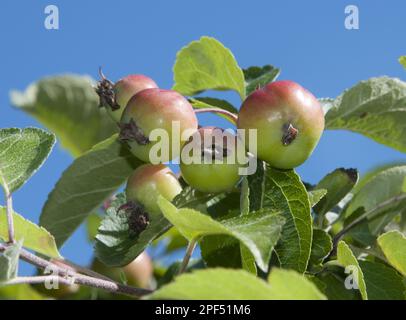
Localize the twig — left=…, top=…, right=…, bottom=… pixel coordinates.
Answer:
left=330, top=193, right=406, bottom=257
left=51, top=258, right=112, bottom=282
left=0, top=243, right=152, bottom=297
left=194, top=108, right=238, bottom=124
left=178, top=238, right=198, bottom=275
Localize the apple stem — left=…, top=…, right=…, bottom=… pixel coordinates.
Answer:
left=95, top=67, right=120, bottom=111
left=194, top=108, right=238, bottom=125
left=98, top=66, right=107, bottom=80
left=178, top=237, right=198, bottom=275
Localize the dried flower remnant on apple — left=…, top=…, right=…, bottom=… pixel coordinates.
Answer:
left=118, top=201, right=150, bottom=237
left=123, top=164, right=182, bottom=236
left=95, top=68, right=158, bottom=123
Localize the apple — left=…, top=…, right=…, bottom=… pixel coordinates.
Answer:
left=180, top=127, right=241, bottom=193
left=237, top=80, right=324, bottom=169
left=120, top=89, right=198, bottom=163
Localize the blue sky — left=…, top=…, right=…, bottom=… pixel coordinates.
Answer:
left=1, top=0, right=406, bottom=274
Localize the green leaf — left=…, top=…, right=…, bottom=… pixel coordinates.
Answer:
left=86, top=213, right=102, bottom=242
left=40, top=134, right=142, bottom=247
left=150, top=268, right=326, bottom=300
left=189, top=97, right=237, bottom=123
left=190, top=97, right=238, bottom=113
left=0, top=208, right=60, bottom=258
left=319, top=98, right=335, bottom=115
left=151, top=268, right=273, bottom=300
left=399, top=56, right=406, bottom=69
left=189, top=98, right=238, bottom=124
left=173, top=186, right=218, bottom=210
left=261, top=166, right=313, bottom=273
left=267, top=268, right=327, bottom=300
left=247, top=160, right=266, bottom=212
left=0, top=128, right=55, bottom=193
left=359, top=260, right=405, bottom=300
left=377, top=230, right=406, bottom=276
left=200, top=236, right=242, bottom=269
left=157, top=259, right=204, bottom=288
left=239, top=177, right=257, bottom=274
left=344, top=165, right=406, bottom=240
left=11, top=75, right=117, bottom=157
left=312, top=272, right=360, bottom=300
left=314, top=168, right=358, bottom=217
left=206, top=191, right=241, bottom=219
left=354, top=162, right=406, bottom=193
left=0, top=284, right=44, bottom=300
left=308, top=189, right=327, bottom=207
left=240, top=246, right=257, bottom=274
left=240, top=177, right=250, bottom=214
left=309, top=229, right=332, bottom=267
left=158, top=197, right=285, bottom=272
left=95, top=193, right=172, bottom=267
left=154, top=227, right=188, bottom=254
left=325, top=77, right=406, bottom=153
left=0, top=240, right=22, bottom=281
left=337, top=241, right=367, bottom=300
left=96, top=187, right=219, bottom=267
left=243, top=65, right=280, bottom=96
left=199, top=189, right=255, bottom=272
left=173, top=36, right=246, bottom=100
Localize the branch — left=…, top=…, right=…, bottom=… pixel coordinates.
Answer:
left=194, top=108, right=238, bottom=124
left=1, top=275, right=73, bottom=286
left=178, top=238, right=198, bottom=275
left=0, top=243, right=152, bottom=298
left=50, top=258, right=112, bottom=282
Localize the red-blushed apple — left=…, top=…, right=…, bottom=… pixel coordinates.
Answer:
left=126, top=164, right=182, bottom=215
left=120, top=88, right=198, bottom=163
left=110, top=75, right=158, bottom=122
left=237, top=80, right=324, bottom=169
left=96, top=73, right=158, bottom=123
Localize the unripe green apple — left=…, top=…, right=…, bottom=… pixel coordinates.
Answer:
left=91, top=251, right=153, bottom=289
left=237, top=80, right=324, bottom=169
left=120, top=88, right=198, bottom=163
left=126, top=164, right=182, bottom=214
left=180, top=127, right=241, bottom=193
left=108, top=75, right=158, bottom=122
left=122, top=252, right=153, bottom=288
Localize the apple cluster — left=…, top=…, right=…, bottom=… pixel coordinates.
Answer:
left=96, top=72, right=324, bottom=222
